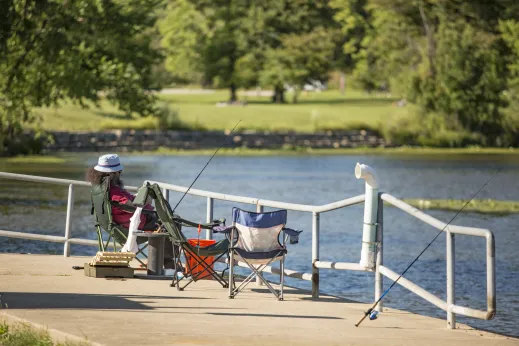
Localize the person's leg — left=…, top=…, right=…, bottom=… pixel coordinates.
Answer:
left=141, top=212, right=160, bottom=231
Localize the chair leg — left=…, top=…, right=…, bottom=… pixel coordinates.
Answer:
left=103, top=234, right=112, bottom=253
left=134, top=256, right=146, bottom=268
left=170, top=241, right=180, bottom=290
left=228, top=250, right=235, bottom=299
left=96, top=226, right=104, bottom=252
left=238, top=256, right=283, bottom=299
left=280, top=254, right=285, bottom=301
left=111, top=231, right=118, bottom=252
left=180, top=249, right=228, bottom=287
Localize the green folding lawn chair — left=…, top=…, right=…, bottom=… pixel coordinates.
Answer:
left=90, top=177, right=149, bottom=267
left=132, top=182, right=230, bottom=291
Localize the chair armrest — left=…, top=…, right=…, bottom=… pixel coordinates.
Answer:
left=283, top=227, right=303, bottom=244
left=213, top=225, right=234, bottom=234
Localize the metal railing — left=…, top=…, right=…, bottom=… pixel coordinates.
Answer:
left=0, top=168, right=496, bottom=329
left=0, top=172, right=139, bottom=253
left=380, top=193, right=496, bottom=328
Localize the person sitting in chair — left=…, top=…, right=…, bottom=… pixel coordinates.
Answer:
left=86, top=154, right=178, bottom=270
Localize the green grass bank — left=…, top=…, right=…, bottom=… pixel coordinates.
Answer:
left=35, top=90, right=403, bottom=132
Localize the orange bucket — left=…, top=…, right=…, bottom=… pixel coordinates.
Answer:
left=185, top=239, right=216, bottom=280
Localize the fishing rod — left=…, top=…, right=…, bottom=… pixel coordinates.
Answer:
left=170, top=119, right=241, bottom=214
left=355, top=168, right=501, bottom=327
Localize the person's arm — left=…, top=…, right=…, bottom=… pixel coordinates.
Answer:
left=110, top=186, right=137, bottom=212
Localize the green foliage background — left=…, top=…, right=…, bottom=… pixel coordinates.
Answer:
left=2, top=0, right=519, bottom=155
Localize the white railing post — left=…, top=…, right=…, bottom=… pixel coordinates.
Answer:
left=312, top=211, right=320, bottom=298
left=256, top=204, right=264, bottom=286
left=487, top=232, right=496, bottom=321
left=375, top=194, right=383, bottom=312
left=206, top=197, right=213, bottom=240
left=63, top=184, right=74, bottom=257
left=447, top=230, right=456, bottom=328
left=355, top=163, right=379, bottom=270
left=162, top=187, right=169, bottom=206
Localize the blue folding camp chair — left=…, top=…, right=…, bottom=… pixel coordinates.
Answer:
left=224, top=207, right=302, bottom=301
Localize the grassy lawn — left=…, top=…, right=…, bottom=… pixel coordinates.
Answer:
left=35, top=89, right=406, bottom=132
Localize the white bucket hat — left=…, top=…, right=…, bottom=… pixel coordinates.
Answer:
left=94, top=154, right=124, bottom=173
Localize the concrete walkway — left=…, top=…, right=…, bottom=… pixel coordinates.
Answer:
left=0, top=254, right=516, bottom=346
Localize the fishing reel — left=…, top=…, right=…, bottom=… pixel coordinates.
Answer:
left=362, top=308, right=379, bottom=321
left=369, top=310, right=379, bottom=320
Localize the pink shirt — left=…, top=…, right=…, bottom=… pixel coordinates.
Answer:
left=109, top=185, right=154, bottom=230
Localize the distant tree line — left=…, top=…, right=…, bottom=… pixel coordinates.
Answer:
left=160, top=0, right=519, bottom=146
left=2, top=0, right=519, bottom=155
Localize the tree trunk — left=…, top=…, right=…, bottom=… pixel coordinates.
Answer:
left=272, top=84, right=285, bottom=103
left=229, top=83, right=237, bottom=102
left=292, top=87, right=299, bottom=104
left=340, top=73, right=345, bottom=95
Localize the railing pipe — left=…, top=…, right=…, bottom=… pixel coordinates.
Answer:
left=206, top=197, right=214, bottom=240
left=313, top=194, right=365, bottom=213
left=0, top=172, right=138, bottom=192
left=255, top=199, right=315, bottom=212
left=256, top=204, right=264, bottom=286
left=314, top=261, right=367, bottom=271
left=63, top=184, right=74, bottom=257
left=217, top=258, right=312, bottom=281
left=381, top=193, right=451, bottom=232
left=68, top=238, right=115, bottom=249
left=379, top=265, right=448, bottom=311
left=375, top=194, right=383, bottom=312
left=162, top=187, right=169, bottom=203
left=0, top=230, right=66, bottom=243
left=312, top=211, right=320, bottom=298
left=447, top=230, right=455, bottom=328
left=487, top=232, right=496, bottom=320
left=146, top=180, right=258, bottom=204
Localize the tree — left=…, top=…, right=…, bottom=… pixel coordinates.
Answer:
left=160, top=0, right=342, bottom=103
left=0, top=0, right=161, bottom=155
left=501, top=19, right=519, bottom=110
left=409, top=20, right=508, bottom=140
left=159, top=0, right=248, bottom=101
left=332, top=0, right=518, bottom=144
left=259, top=28, right=335, bottom=103
left=329, top=0, right=372, bottom=74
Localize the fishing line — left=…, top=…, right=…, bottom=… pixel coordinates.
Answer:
left=171, top=120, right=241, bottom=214
left=355, top=167, right=502, bottom=327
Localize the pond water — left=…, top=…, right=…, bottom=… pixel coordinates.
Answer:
left=1, top=153, right=518, bottom=337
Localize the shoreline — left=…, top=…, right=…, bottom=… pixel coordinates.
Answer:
left=11, top=146, right=519, bottom=160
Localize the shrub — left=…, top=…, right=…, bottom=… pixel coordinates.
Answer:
left=382, top=108, right=487, bottom=147
left=155, top=105, right=190, bottom=131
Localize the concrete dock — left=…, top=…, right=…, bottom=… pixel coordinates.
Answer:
left=0, top=254, right=516, bottom=346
